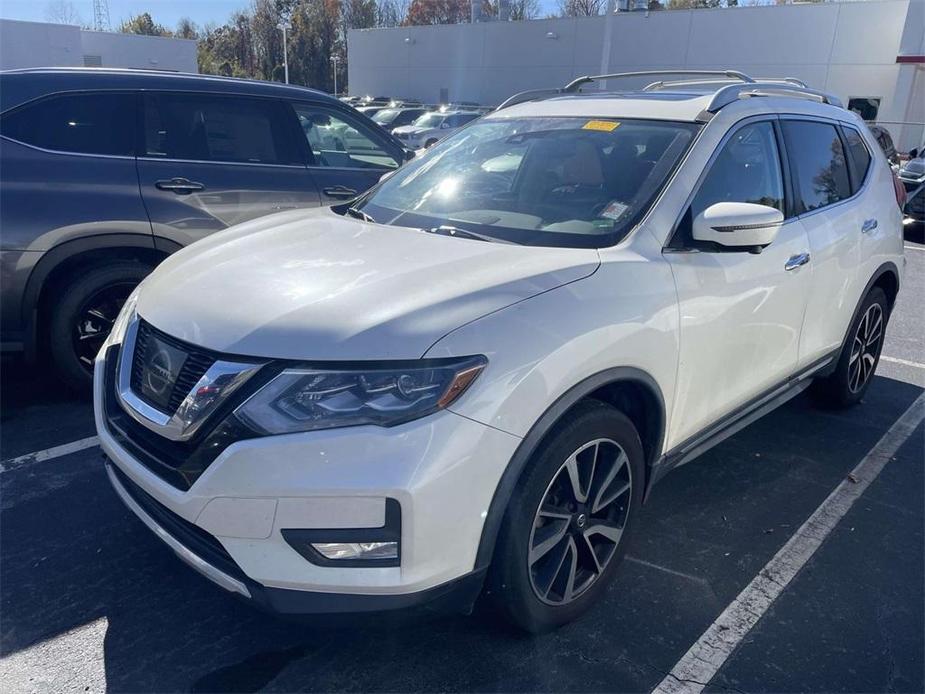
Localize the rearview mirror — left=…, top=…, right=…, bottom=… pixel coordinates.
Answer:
left=692, top=202, right=783, bottom=253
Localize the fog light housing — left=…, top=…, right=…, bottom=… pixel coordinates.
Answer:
left=312, top=542, right=398, bottom=561
left=281, top=499, right=401, bottom=567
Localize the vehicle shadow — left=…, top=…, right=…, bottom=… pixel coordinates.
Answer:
left=1, top=375, right=922, bottom=692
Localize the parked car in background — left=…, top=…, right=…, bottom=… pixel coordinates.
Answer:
left=0, top=68, right=412, bottom=389
left=392, top=110, right=481, bottom=149
left=868, top=124, right=900, bottom=167
left=371, top=107, right=429, bottom=133
left=898, top=147, right=924, bottom=222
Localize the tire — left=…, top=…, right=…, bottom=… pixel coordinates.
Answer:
left=49, top=260, right=153, bottom=391
left=424, top=139, right=438, bottom=148
left=811, top=287, right=889, bottom=409
left=486, top=400, right=645, bottom=633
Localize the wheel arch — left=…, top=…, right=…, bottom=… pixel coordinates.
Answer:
left=473, top=366, right=666, bottom=572
left=22, top=234, right=180, bottom=360
left=825, top=260, right=900, bottom=375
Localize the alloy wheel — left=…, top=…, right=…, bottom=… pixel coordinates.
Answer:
left=72, top=282, right=135, bottom=374
left=528, top=438, right=632, bottom=605
left=848, top=302, right=884, bottom=394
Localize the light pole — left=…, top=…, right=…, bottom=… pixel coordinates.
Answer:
left=330, top=55, right=339, bottom=96
left=277, top=21, right=291, bottom=84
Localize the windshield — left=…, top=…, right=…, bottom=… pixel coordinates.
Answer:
left=356, top=117, right=699, bottom=248
left=412, top=113, right=445, bottom=128
left=372, top=109, right=401, bottom=124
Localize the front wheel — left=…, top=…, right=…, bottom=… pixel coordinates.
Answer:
left=49, top=260, right=153, bottom=391
left=487, top=400, right=644, bottom=633
left=811, top=287, right=888, bottom=408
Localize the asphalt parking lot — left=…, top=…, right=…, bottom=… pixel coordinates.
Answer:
left=1, top=227, right=923, bottom=694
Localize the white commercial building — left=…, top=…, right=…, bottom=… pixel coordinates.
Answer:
left=0, top=18, right=197, bottom=74
left=348, top=0, right=924, bottom=149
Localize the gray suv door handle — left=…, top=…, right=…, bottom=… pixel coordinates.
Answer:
left=785, top=252, right=811, bottom=271
left=861, top=218, right=878, bottom=233
left=155, top=178, right=205, bottom=194
left=322, top=185, right=358, bottom=199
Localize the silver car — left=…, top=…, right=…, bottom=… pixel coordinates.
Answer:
left=391, top=110, right=481, bottom=149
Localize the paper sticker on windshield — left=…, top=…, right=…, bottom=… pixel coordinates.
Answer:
left=582, top=120, right=620, bottom=132
left=600, top=200, right=629, bottom=220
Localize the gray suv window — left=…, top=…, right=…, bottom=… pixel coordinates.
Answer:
left=143, top=93, right=299, bottom=165
left=0, top=92, right=135, bottom=156
left=782, top=120, right=851, bottom=213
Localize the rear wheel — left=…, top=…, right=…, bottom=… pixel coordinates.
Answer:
left=49, top=260, right=153, bottom=391
left=487, top=400, right=644, bottom=633
left=811, top=287, right=888, bottom=408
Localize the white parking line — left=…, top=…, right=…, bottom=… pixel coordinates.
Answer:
left=651, top=391, right=925, bottom=694
left=0, top=436, right=100, bottom=474
left=880, top=355, right=925, bottom=370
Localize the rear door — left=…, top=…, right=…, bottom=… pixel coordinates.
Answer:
left=288, top=101, right=402, bottom=204
left=136, top=91, right=320, bottom=247
left=780, top=119, right=863, bottom=366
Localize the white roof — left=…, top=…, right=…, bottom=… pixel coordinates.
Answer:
left=486, top=88, right=847, bottom=123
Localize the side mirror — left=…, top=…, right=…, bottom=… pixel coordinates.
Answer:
left=692, top=202, right=783, bottom=252
left=403, top=148, right=416, bottom=162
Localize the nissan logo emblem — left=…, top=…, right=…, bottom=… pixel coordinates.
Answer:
left=144, top=348, right=173, bottom=397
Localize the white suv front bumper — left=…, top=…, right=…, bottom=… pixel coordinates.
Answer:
left=94, top=347, right=521, bottom=613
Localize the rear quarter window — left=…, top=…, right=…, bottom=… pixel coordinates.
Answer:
left=0, top=92, right=135, bottom=156
left=841, top=126, right=872, bottom=191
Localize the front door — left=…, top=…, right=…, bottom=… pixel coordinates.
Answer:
left=288, top=102, right=401, bottom=206
left=665, top=119, right=812, bottom=444
left=136, top=92, right=320, bottom=247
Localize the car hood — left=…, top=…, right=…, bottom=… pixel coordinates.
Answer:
left=136, top=207, right=600, bottom=360
left=392, top=125, right=430, bottom=136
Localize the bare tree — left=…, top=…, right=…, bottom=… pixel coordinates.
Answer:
left=557, top=0, right=605, bottom=17
left=45, top=0, right=83, bottom=26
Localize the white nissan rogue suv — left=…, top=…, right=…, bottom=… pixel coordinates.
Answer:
left=95, top=71, right=905, bottom=632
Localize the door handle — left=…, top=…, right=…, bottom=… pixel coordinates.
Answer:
left=785, top=252, right=811, bottom=271
left=322, top=185, right=358, bottom=199
left=155, top=177, right=205, bottom=195
left=861, top=218, right=878, bottom=233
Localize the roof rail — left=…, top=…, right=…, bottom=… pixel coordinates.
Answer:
left=496, top=88, right=566, bottom=111
left=563, top=69, right=754, bottom=93
left=643, top=76, right=807, bottom=92
left=703, top=83, right=843, bottom=115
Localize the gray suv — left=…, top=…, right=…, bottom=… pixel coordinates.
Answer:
left=0, top=68, right=411, bottom=389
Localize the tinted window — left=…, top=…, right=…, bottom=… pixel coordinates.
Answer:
left=293, top=104, right=398, bottom=170
left=783, top=120, right=851, bottom=212
left=1, top=92, right=134, bottom=156
left=143, top=93, right=298, bottom=165
left=691, top=121, right=784, bottom=219
left=842, top=126, right=871, bottom=191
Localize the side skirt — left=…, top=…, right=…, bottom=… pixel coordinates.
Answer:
left=646, top=351, right=837, bottom=499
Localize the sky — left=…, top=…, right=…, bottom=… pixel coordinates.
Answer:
left=0, top=0, right=252, bottom=30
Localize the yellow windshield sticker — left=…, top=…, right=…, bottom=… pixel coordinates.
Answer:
left=582, top=120, right=620, bottom=132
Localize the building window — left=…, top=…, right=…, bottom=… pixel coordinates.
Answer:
left=847, top=97, right=881, bottom=122
left=83, top=55, right=103, bottom=67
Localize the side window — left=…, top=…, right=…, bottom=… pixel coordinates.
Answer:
left=0, top=92, right=134, bottom=156
left=142, top=93, right=299, bottom=165
left=842, top=126, right=871, bottom=191
left=782, top=120, right=851, bottom=213
left=690, top=121, right=784, bottom=220
left=292, top=104, right=398, bottom=170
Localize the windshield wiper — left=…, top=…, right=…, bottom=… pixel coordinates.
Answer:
left=347, top=206, right=376, bottom=223
left=424, top=225, right=512, bottom=244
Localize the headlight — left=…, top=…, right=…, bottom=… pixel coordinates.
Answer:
left=234, top=356, right=487, bottom=435
left=101, top=287, right=139, bottom=352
